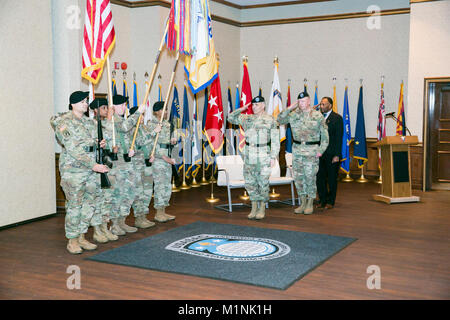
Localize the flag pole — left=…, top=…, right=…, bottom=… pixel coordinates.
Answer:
left=239, top=56, right=250, bottom=201
left=269, top=56, right=280, bottom=199
left=106, top=56, right=116, bottom=150
left=206, top=152, right=219, bottom=203
left=130, top=21, right=169, bottom=151
left=200, top=140, right=209, bottom=185
left=180, top=136, right=191, bottom=190
left=149, top=51, right=180, bottom=159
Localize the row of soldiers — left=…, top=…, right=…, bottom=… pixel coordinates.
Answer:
left=51, top=91, right=177, bottom=254
left=51, top=89, right=329, bottom=255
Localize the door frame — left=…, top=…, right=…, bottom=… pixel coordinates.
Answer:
left=423, top=77, right=450, bottom=191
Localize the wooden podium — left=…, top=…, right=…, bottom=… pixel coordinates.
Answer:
left=372, top=136, right=420, bottom=204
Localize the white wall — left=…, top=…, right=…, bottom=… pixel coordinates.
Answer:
left=407, top=0, right=450, bottom=140
left=0, top=0, right=55, bottom=227
left=240, top=13, right=410, bottom=138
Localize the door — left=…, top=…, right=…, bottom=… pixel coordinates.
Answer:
left=425, top=80, right=450, bottom=190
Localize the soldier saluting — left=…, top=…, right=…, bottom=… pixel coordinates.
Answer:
left=278, top=91, right=329, bottom=215
left=228, top=95, right=280, bottom=220
left=50, top=91, right=110, bottom=254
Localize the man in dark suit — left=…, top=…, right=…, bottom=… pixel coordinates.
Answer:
left=316, top=97, right=343, bottom=210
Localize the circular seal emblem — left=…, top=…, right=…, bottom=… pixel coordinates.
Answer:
left=165, top=234, right=290, bottom=261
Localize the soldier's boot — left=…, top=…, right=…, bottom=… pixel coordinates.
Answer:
left=303, top=197, right=315, bottom=215
left=162, top=211, right=176, bottom=221
left=135, top=215, right=155, bottom=229
left=77, top=234, right=97, bottom=251
left=247, top=202, right=258, bottom=219
left=93, top=225, right=108, bottom=243
left=119, top=217, right=138, bottom=233
left=111, top=218, right=126, bottom=236
left=67, top=238, right=83, bottom=255
left=101, top=223, right=119, bottom=241
left=294, top=196, right=307, bottom=214
left=255, top=201, right=266, bottom=220
left=154, top=208, right=170, bottom=223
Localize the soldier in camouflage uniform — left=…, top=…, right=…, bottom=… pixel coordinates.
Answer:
left=145, top=101, right=177, bottom=223
left=128, top=106, right=156, bottom=229
left=278, top=91, right=329, bottom=215
left=228, top=96, right=280, bottom=220
left=89, top=98, right=119, bottom=243
left=50, top=91, right=110, bottom=254
left=103, top=95, right=146, bottom=235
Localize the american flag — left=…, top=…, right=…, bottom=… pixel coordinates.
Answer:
left=377, top=82, right=386, bottom=141
left=81, top=0, right=116, bottom=84
left=377, top=81, right=386, bottom=168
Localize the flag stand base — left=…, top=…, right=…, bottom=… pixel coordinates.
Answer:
left=180, top=180, right=191, bottom=190
left=191, top=176, right=201, bottom=188
left=269, top=188, right=280, bottom=199
left=206, top=182, right=220, bottom=203
left=341, top=173, right=354, bottom=182
left=239, top=191, right=250, bottom=201
left=200, top=177, right=209, bottom=186
left=375, top=176, right=383, bottom=184
left=172, top=177, right=180, bottom=192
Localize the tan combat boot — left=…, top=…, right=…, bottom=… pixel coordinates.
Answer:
left=78, top=234, right=97, bottom=250
left=135, top=215, right=155, bottom=229
left=294, top=196, right=307, bottom=214
left=303, top=197, right=315, bottom=215
left=100, top=223, right=118, bottom=241
left=67, top=238, right=83, bottom=254
left=93, top=225, right=108, bottom=243
left=119, top=217, right=138, bottom=233
left=154, top=208, right=170, bottom=223
left=247, top=202, right=258, bottom=220
left=111, top=218, right=126, bottom=236
left=255, top=201, right=266, bottom=220
left=162, top=211, right=176, bottom=221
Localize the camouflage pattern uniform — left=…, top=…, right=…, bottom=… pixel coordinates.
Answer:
left=228, top=108, right=280, bottom=203
left=143, top=117, right=173, bottom=209
left=131, top=123, right=155, bottom=216
left=50, top=112, right=101, bottom=239
left=277, top=108, right=329, bottom=198
left=103, top=112, right=140, bottom=219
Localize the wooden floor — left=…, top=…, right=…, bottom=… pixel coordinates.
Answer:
left=1, top=181, right=449, bottom=300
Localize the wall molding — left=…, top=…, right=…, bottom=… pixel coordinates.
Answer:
left=110, top=1, right=410, bottom=28
left=213, top=0, right=335, bottom=10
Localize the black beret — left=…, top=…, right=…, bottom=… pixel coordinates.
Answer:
left=297, top=91, right=310, bottom=99
left=89, top=98, right=108, bottom=109
left=252, top=95, right=265, bottom=103
left=129, top=106, right=138, bottom=115
left=153, top=101, right=165, bottom=112
left=113, top=95, right=129, bottom=105
left=69, top=91, right=89, bottom=104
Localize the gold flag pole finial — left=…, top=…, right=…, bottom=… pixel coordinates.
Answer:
left=242, top=55, right=248, bottom=63
left=133, top=72, right=136, bottom=81
left=274, top=56, right=279, bottom=64
left=123, top=70, right=127, bottom=79
left=144, top=72, right=149, bottom=81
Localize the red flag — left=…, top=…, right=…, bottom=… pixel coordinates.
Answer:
left=81, top=0, right=116, bottom=84
left=204, top=74, right=224, bottom=154
left=238, top=61, right=253, bottom=152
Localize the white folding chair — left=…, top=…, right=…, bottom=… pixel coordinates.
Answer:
left=215, top=155, right=250, bottom=212
left=268, top=158, right=296, bottom=206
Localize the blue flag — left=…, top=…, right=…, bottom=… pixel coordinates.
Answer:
left=314, top=85, right=319, bottom=111
left=180, top=85, right=191, bottom=177
left=133, top=80, right=138, bottom=107
left=340, top=87, right=352, bottom=174
left=285, top=85, right=293, bottom=153
left=169, top=86, right=181, bottom=173
left=354, top=86, right=368, bottom=168
left=112, top=79, right=118, bottom=96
